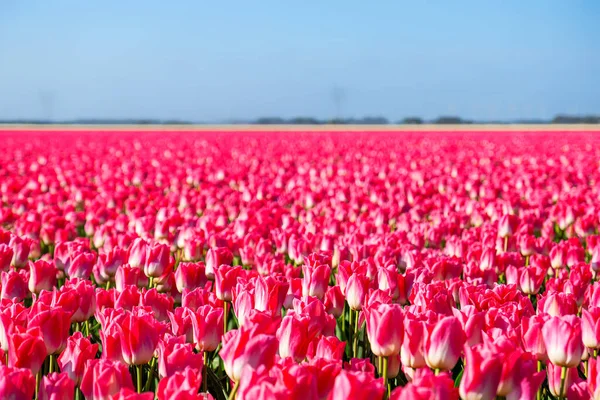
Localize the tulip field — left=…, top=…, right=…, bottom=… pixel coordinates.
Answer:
left=2, top=127, right=600, bottom=400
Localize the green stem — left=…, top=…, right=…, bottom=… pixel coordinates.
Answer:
left=383, top=356, right=389, bottom=399
left=228, top=380, right=240, bottom=400
left=353, top=310, right=360, bottom=358
left=558, top=366, right=567, bottom=399
left=148, top=277, right=154, bottom=290
left=35, top=369, right=42, bottom=399
left=595, top=349, right=598, bottom=358
left=85, top=320, right=90, bottom=337
left=434, top=368, right=440, bottom=375
left=203, top=351, right=208, bottom=393
left=75, top=388, right=81, bottom=400
left=136, top=364, right=143, bottom=393
left=105, top=280, right=111, bottom=290
left=341, top=304, right=346, bottom=339
left=224, top=301, right=229, bottom=335
left=537, top=360, right=542, bottom=400
left=74, top=322, right=80, bottom=332
left=49, top=354, right=54, bottom=373
left=504, top=236, right=508, bottom=253
left=378, top=355, right=383, bottom=377
left=525, top=255, right=530, bottom=266
left=143, top=358, right=156, bottom=392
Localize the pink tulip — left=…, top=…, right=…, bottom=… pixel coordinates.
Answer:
left=112, top=388, right=155, bottom=400
left=0, top=244, right=14, bottom=271
left=521, top=314, right=549, bottom=361
left=57, top=331, right=99, bottom=384
left=0, top=300, right=28, bottom=351
left=459, top=344, right=502, bottom=400
left=254, top=275, right=288, bottom=315
left=157, top=340, right=203, bottom=379
left=8, top=327, right=47, bottom=374
left=127, top=238, right=148, bottom=268
left=401, top=313, right=427, bottom=368
left=276, top=314, right=312, bottom=362
left=582, top=306, right=600, bottom=349
left=190, top=304, right=223, bottom=352
left=542, top=315, right=584, bottom=367
left=301, top=264, right=331, bottom=300
left=324, top=285, right=345, bottom=318
left=1, top=270, right=28, bottom=302
left=96, top=248, right=127, bottom=281
left=327, top=370, right=385, bottom=400
left=220, top=326, right=278, bottom=382
left=547, top=362, right=580, bottom=398
left=0, top=365, right=35, bottom=400
left=345, top=273, right=370, bottom=311
left=8, top=236, right=29, bottom=269
left=205, top=247, right=233, bottom=280
left=28, top=303, right=72, bottom=354
left=143, top=243, right=171, bottom=278
left=64, top=278, right=96, bottom=322
left=589, top=357, right=600, bottom=399
left=313, top=335, right=346, bottom=361
left=174, top=262, right=207, bottom=292
left=364, top=302, right=403, bottom=357
left=424, top=316, right=465, bottom=371
left=156, top=367, right=202, bottom=400
left=28, top=260, right=57, bottom=294
left=39, top=372, right=75, bottom=400
left=80, top=359, right=134, bottom=400
left=214, top=265, right=241, bottom=302
left=118, top=312, right=160, bottom=365
left=66, top=251, right=96, bottom=279
left=115, top=264, right=143, bottom=291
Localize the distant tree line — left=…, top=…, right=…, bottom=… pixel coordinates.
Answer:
left=0, top=115, right=598, bottom=125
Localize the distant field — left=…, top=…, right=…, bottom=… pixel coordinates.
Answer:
left=1, top=123, right=599, bottom=131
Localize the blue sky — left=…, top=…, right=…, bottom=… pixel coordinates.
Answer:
left=0, top=0, right=598, bottom=121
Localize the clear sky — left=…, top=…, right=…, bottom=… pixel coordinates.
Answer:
left=0, top=0, right=599, bottom=122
